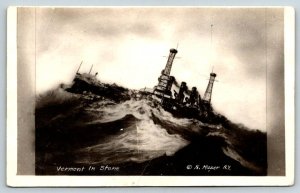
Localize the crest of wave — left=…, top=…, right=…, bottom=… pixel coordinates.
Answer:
left=75, top=99, right=191, bottom=164
left=86, top=99, right=193, bottom=125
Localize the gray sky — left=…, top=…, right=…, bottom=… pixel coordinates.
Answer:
left=31, top=8, right=284, bottom=131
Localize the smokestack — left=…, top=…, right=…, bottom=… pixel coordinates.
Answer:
left=88, top=64, right=93, bottom=74
left=76, top=61, right=83, bottom=74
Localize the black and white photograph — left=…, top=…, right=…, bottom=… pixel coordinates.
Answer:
left=6, top=6, right=295, bottom=186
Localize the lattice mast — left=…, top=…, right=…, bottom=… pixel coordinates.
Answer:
left=164, top=48, right=178, bottom=75
left=203, top=24, right=217, bottom=104
left=203, top=72, right=217, bottom=103
left=154, top=48, right=178, bottom=98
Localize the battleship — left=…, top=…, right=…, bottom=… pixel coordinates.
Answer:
left=36, top=47, right=267, bottom=176
left=150, top=48, right=218, bottom=122
left=65, top=48, right=222, bottom=124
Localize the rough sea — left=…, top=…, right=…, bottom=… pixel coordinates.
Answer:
left=35, top=87, right=267, bottom=176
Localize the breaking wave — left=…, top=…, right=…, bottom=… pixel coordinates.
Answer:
left=36, top=88, right=267, bottom=175
left=76, top=99, right=191, bottom=164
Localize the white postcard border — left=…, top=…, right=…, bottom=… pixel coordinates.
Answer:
left=6, top=6, right=295, bottom=187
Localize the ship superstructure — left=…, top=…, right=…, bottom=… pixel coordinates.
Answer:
left=152, top=48, right=217, bottom=119
left=67, top=47, right=218, bottom=121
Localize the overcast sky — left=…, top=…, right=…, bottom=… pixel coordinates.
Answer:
left=25, top=7, right=284, bottom=131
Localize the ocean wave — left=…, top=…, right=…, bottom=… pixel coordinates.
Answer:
left=36, top=88, right=266, bottom=175
left=207, top=129, right=266, bottom=174
left=222, top=146, right=263, bottom=174
left=36, top=87, right=81, bottom=109
left=84, top=99, right=193, bottom=125
left=75, top=118, right=189, bottom=164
